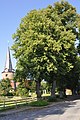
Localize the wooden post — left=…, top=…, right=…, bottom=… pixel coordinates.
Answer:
left=14, top=100, right=17, bottom=108
left=3, top=100, right=5, bottom=108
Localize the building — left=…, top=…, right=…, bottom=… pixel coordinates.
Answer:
left=2, top=46, right=32, bottom=90
left=2, top=47, right=15, bottom=89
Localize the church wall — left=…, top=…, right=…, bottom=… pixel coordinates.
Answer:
left=2, top=72, right=14, bottom=80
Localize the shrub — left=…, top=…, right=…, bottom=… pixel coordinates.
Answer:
left=63, top=94, right=67, bottom=98
left=47, top=96, right=57, bottom=102
left=29, top=100, right=49, bottom=107
left=56, top=94, right=60, bottom=98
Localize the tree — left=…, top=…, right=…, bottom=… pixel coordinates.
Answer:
left=77, top=15, right=80, bottom=55
left=77, top=42, right=80, bottom=55
left=0, top=79, right=13, bottom=96
left=16, top=81, right=29, bottom=97
left=65, top=56, right=80, bottom=94
left=12, top=1, right=80, bottom=98
left=47, top=0, right=80, bottom=96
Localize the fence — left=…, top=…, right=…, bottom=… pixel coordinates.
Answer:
left=0, top=97, right=37, bottom=110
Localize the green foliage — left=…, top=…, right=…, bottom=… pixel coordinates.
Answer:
left=0, top=79, right=13, bottom=96
left=65, top=56, right=80, bottom=93
left=28, top=100, right=49, bottom=106
left=12, top=0, right=80, bottom=97
left=30, top=81, right=36, bottom=92
left=47, top=96, right=57, bottom=102
left=16, top=83, right=29, bottom=97
left=41, top=81, right=51, bottom=94
left=77, top=42, right=80, bottom=55
left=41, top=81, right=47, bottom=89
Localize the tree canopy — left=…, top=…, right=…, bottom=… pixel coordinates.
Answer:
left=12, top=0, right=80, bottom=98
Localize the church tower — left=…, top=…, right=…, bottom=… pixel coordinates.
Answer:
left=2, top=47, right=14, bottom=80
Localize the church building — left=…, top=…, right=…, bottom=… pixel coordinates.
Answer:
left=2, top=47, right=15, bottom=88
left=2, top=46, right=32, bottom=89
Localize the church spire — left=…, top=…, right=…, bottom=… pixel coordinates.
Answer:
left=3, top=47, right=13, bottom=72
left=2, top=45, right=15, bottom=88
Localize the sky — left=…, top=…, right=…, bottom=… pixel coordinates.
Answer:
left=0, top=0, right=80, bottom=79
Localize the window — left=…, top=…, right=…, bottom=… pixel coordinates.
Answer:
left=6, top=74, right=8, bottom=77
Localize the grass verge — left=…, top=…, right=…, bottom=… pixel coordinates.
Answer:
left=28, top=100, right=49, bottom=107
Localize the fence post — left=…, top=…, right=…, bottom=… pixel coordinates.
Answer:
left=3, top=100, right=5, bottom=109
left=14, top=100, right=17, bottom=108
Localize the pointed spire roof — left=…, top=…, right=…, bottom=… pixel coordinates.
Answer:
left=2, top=47, right=14, bottom=73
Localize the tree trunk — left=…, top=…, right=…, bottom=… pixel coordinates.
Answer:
left=36, top=80, right=41, bottom=100
left=59, top=88, right=66, bottom=98
left=14, top=81, right=16, bottom=91
left=51, top=80, right=56, bottom=97
left=59, top=91, right=63, bottom=98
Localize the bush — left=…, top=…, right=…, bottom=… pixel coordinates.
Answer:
left=63, top=94, right=67, bottom=98
left=56, top=94, right=60, bottom=98
left=16, top=87, right=29, bottom=97
left=47, top=96, right=57, bottom=102
left=29, top=100, right=49, bottom=107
